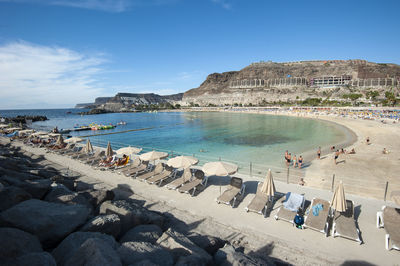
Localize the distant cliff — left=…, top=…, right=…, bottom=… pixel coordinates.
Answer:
left=76, top=93, right=183, bottom=112
left=183, top=60, right=400, bottom=105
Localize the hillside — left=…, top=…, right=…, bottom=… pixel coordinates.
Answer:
left=183, top=60, right=400, bottom=105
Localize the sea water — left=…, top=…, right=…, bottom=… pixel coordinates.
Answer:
left=6, top=110, right=349, bottom=174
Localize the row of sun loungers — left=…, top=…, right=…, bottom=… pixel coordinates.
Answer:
left=27, top=141, right=396, bottom=251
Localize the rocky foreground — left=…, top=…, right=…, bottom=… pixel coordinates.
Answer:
left=0, top=140, right=284, bottom=266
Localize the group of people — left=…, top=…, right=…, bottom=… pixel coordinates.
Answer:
left=284, top=150, right=303, bottom=169
left=99, top=154, right=129, bottom=168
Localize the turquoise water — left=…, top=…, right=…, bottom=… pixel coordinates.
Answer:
left=24, top=110, right=347, bottom=173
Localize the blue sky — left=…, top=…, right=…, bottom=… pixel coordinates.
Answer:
left=0, top=0, right=399, bottom=109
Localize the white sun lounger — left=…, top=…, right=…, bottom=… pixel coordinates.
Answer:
left=178, top=170, right=208, bottom=196
left=216, top=177, right=245, bottom=208
left=165, top=168, right=192, bottom=190
left=136, top=163, right=163, bottom=182
left=146, top=165, right=176, bottom=186
left=377, top=206, right=400, bottom=251
left=304, top=198, right=331, bottom=236
left=274, top=192, right=305, bottom=225
left=245, top=182, right=271, bottom=216
left=332, top=200, right=362, bottom=244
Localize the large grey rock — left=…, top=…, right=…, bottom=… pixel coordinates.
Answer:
left=99, top=200, right=164, bottom=235
left=120, top=224, right=163, bottom=244
left=0, top=166, right=41, bottom=181
left=15, top=252, right=56, bottom=266
left=44, top=184, right=92, bottom=209
left=175, top=254, right=208, bottom=266
left=214, top=244, right=273, bottom=266
left=131, top=259, right=158, bottom=266
left=80, top=214, right=121, bottom=238
left=0, top=199, right=90, bottom=248
left=79, top=189, right=115, bottom=209
left=29, top=169, right=57, bottom=179
left=64, top=238, right=122, bottom=266
left=0, top=227, right=42, bottom=260
left=156, top=228, right=212, bottom=264
left=0, top=186, right=32, bottom=211
left=52, top=232, right=118, bottom=266
left=19, top=179, right=52, bottom=199
left=188, top=232, right=225, bottom=255
left=51, top=175, right=75, bottom=191
left=118, top=241, right=173, bottom=266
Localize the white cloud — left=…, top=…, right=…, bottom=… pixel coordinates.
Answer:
left=0, top=41, right=106, bottom=109
left=211, top=0, right=231, bottom=10
left=0, top=0, right=178, bottom=12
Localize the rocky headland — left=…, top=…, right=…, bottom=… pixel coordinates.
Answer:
left=183, top=59, right=400, bottom=106
left=0, top=139, right=284, bottom=265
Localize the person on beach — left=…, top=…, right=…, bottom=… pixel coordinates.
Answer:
left=366, top=136, right=370, bottom=145
left=334, top=150, right=340, bottom=165
left=298, top=177, right=305, bottom=186
left=112, top=154, right=128, bottom=167
left=298, top=156, right=303, bottom=169
left=348, top=148, right=356, bottom=154
left=99, top=155, right=116, bottom=167
left=286, top=153, right=291, bottom=166
left=292, top=155, right=297, bottom=168
left=383, top=148, right=389, bottom=154
left=317, top=147, right=321, bottom=159
left=284, top=150, right=288, bottom=161
left=330, top=146, right=335, bottom=151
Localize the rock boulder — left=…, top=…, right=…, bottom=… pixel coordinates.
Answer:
left=156, top=228, right=212, bottom=264
left=14, top=252, right=56, bottom=266
left=80, top=214, right=121, bottom=238
left=0, top=227, right=42, bottom=260
left=119, top=224, right=163, bottom=244
left=0, top=186, right=32, bottom=211
left=118, top=241, right=173, bottom=266
left=52, top=231, right=118, bottom=266
left=0, top=199, right=90, bottom=248
left=64, top=238, right=122, bottom=266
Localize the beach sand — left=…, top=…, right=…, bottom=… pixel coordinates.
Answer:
left=11, top=119, right=400, bottom=266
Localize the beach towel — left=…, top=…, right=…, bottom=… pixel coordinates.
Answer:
left=283, top=192, right=304, bottom=212
left=312, top=203, right=324, bottom=216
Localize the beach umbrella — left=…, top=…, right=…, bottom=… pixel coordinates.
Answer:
left=202, top=161, right=238, bottom=196
left=6, top=127, right=22, bottom=132
left=139, top=150, right=168, bottom=162
left=64, top=137, right=83, bottom=143
left=85, top=138, right=93, bottom=153
left=167, top=156, right=198, bottom=169
left=331, top=181, right=347, bottom=212
left=49, top=133, right=61, bottom=137
left=56, top=135, right=64, bottom=145
left=261, top=169, right=275, bottom=199
left=202, top=161, right=238, bottom=177
left=0, top=124, right=8, bottom=128
left=106, top=142, right=113, bottom=157
left=38, top=134, right=50, bottom=139
left=116, top=146, right=142, bottom=156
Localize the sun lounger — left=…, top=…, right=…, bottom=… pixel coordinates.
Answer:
left=304, top=198, right=331, bottom=236
left=53, top=143, right=75, bottom=154
left=165, top=168, right=192, bottom=190
left=118, top=158, right=147, bottom=176
left=332, top=200, right=362, bottom=244
left=63, top=146, right=83, bottom=156
left=71, top=149, right=93, bottom=160
left=245, top=182, right=272, bottom=216
left=146, top=165, right=175, bottom=186
left=136, top=163, right=164, bottom=181
left=216, top=177, right=245, bottom=207
left=377, top=206, right=400, bottom=250
left=81, top=150, right=105, bottom=164
left=178, top=170, right=208, bottom=196
left=112, top=156, right=130, bottom=170
left=274, top=192, right=305, bottom=225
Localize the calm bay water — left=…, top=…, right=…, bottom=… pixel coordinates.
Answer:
left=1, top=109, right=348, bottom=173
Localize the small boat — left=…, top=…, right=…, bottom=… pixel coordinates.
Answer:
left=117, top=121, right=127, bottom=125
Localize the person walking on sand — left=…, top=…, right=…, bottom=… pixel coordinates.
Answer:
left=317, top=147, right=321, bottom=159
left=334, top=150, right=340, bottom=165
left=366, top=136, right=370, bottom=145
left=286, top=153, right=292, bottom=167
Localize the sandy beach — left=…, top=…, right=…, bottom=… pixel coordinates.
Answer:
left=8, top=108, right=400, bottom=266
